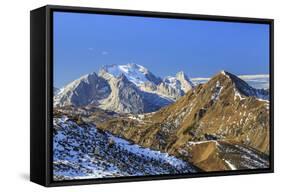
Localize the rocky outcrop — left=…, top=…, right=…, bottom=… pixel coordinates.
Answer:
left=54, top=72, right=110, bottom=107
left=99, top=74, right=145, bottom=114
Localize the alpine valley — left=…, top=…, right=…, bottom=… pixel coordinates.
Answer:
left=53, top=63, right=270, bottom=180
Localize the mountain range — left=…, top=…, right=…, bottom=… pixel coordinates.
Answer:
left=53, top=64, right=270, bottom=175
left=54, top=63, right=193, bottom=114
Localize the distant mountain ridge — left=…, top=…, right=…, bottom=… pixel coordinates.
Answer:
left=54, top=64, right=268, bottom=115
left=54, top=63, right=193, bottom=113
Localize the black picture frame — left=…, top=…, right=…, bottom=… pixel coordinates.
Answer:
left=30, top=4, right=274, bottom=187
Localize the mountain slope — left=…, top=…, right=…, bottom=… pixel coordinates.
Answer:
left=54, top=72, right=110, bottom=106
left=96, top=71, right=270, bottom=171
left=138, top=71, right=270, bottom=153
left=99, top=74, right=145, bottom=114
left=53, top=114, right=197, bottom=180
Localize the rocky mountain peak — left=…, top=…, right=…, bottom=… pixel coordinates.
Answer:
left=54, top=72, right=110, bottom=107
left=164, top=71, right=194, bottom=93
left=84, top=71, right=100, bottom=81
left=176, top=71, right=187, bottom=79
left=220, top=70, right=228, bottom=75
left=212, top=70, right=269, bottom=100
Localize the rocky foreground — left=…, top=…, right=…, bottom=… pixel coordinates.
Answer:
left=53, top=115, right=197, bottom=181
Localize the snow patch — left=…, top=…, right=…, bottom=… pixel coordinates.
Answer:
left=223, top=159, right=237, bottom=170
left=108, top=134, right=192, bottom=170
left=211, top=81, right=223, bottom=101
left=103, top=63, right=151, bottom=86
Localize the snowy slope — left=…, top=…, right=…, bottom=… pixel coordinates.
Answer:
left=100, top=63, right=162, bottom=86
left=100, top=64, right=193, bottom=100
left=53, top=116, right=196, bottom=180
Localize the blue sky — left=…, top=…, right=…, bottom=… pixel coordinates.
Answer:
left=54, top=11, right=270, bottom=88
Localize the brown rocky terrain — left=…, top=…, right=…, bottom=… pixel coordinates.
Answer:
left=95, top=71, right=270, bottom=171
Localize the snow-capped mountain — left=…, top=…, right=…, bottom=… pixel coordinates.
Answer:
left=161, top=71, right=194, bottom=97
left=99, top=64, right=193, bottom=100
left=99, top=63, right=162, bottom=86
left=54, top=64, right=268, bottom=114
left=54, top=63, right=193, bottom=113
left=174, top=71, right=193, bottom=92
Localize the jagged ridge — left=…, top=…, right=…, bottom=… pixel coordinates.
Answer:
left=54, top=63, right=193, bottom=113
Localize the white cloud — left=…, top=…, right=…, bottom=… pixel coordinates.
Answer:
left=102, top=51, right=109, bottom=55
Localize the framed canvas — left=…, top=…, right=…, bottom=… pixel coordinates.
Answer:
left=30, top=5, right=274, bottom=187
